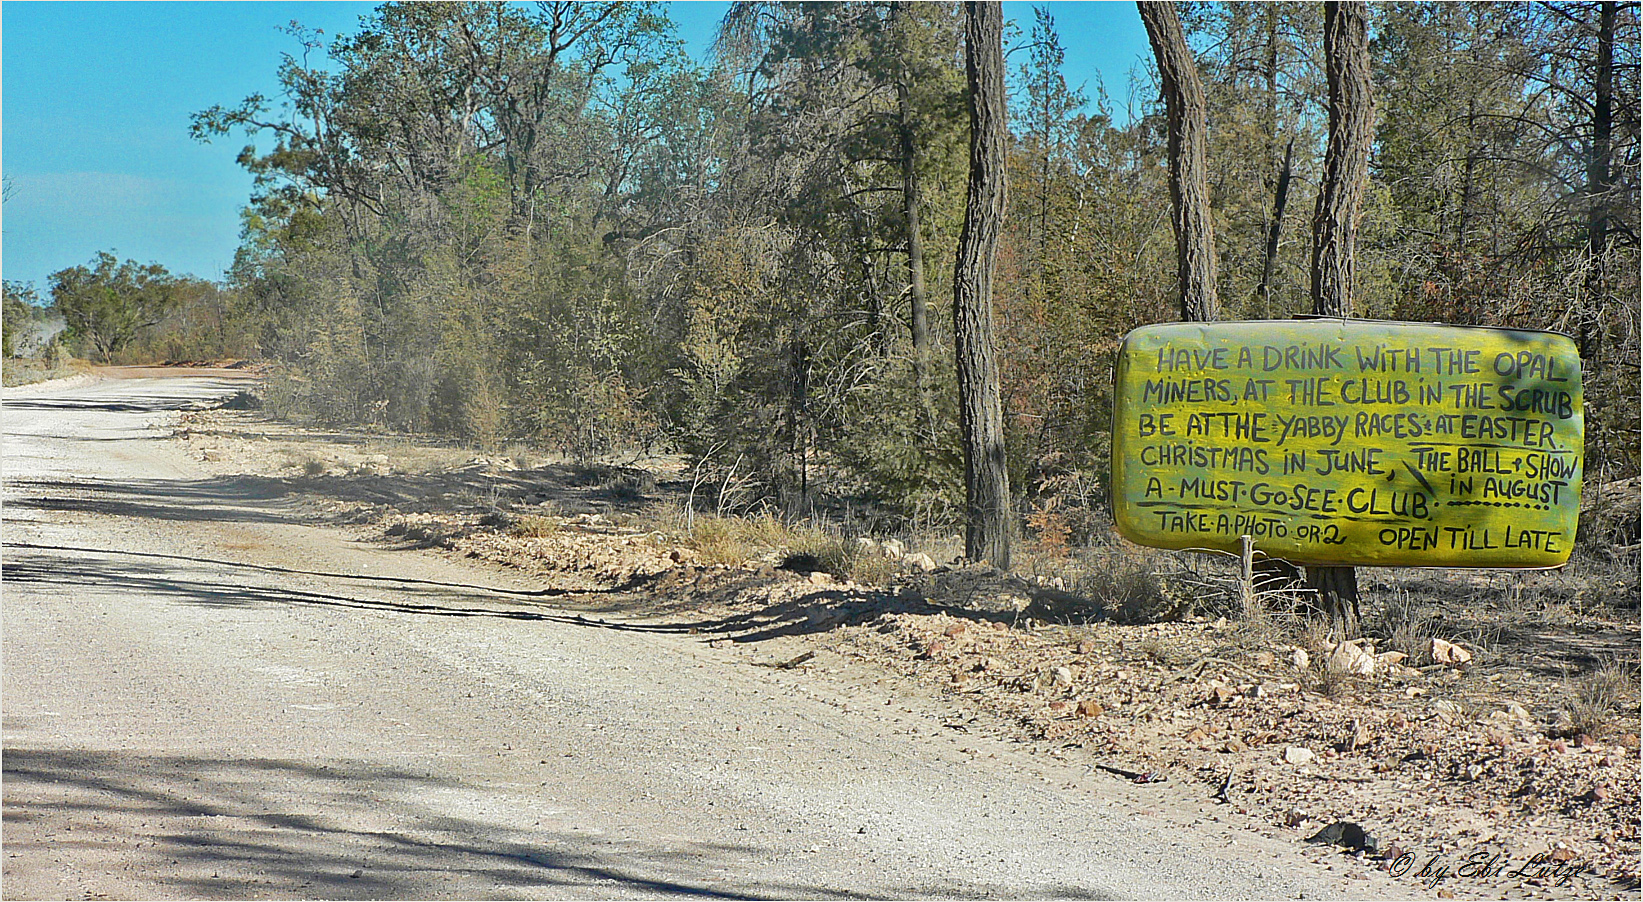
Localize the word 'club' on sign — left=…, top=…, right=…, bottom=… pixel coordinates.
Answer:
left=1110, top=319, right=1583, bottom=568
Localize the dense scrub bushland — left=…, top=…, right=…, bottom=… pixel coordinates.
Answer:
left=95, top=2, right=1635, bottom=537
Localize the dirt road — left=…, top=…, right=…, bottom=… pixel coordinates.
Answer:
left=3, top=373, right=1390, bottom=899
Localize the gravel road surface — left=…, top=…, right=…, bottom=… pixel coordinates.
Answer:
left=2, top=373, right=1392, bottom=899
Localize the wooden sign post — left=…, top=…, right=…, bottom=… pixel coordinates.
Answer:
left=1111, top=319, right=1583, bottom=569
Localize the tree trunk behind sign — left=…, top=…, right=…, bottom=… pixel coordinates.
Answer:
left=1138, top=2, right=1219, bottom=323
left=892, top=1, right=935, bottom=429
left=1308, top=0, right=1375, bottom=639
left=1256, top=138, right=1295, bottom=316
left=954, top=0, right=1012, bottom=570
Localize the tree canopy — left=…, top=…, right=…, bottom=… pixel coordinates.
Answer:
left=49, top=253, right=181, bottom=363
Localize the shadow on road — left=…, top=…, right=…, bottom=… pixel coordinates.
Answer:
left=3, top=543, right=1022, bottom=649
left=9, top=476, right=299, bottom=524
left=2, top=376, right=255, bottom=412
left=4, top=399, right=221, bottom=413
left=0, top=747, right=857, bottom=900
left=6, top=458, right=668, bottom=525
left=3, top=747, right=1114, bottom=899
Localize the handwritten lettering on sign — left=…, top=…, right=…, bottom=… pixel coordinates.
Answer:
left=1110, top=320, right=1583, bottom=567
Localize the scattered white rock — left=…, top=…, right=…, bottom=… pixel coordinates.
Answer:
left=1052, top=666, right=1074, bottom=687
left=904, top=552, right=938, bottom=572
left=1328, top=640, right=1377, bottom=675
left=1284, top=746, right=1316, bottom=765
left=880, top=539, right=908, bottom=558
left=1289, top=648, right=1310, bottom=670
left=1429, top=638, right=1473, bottom=666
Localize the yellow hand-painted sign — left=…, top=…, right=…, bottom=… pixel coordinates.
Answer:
left=1111, top=319, right=1583, bottom=568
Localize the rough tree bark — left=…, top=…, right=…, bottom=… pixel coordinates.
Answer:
left=1307, top=0, right=1376, bottom=639
left=1138, top=1, right=1219, bottom=323
left=892, top=1, right=935, bottom=425
left=1142, top=2, right=1305, bottom=590
left=953, top=0, right=1012, bottom=569
left=1581, top=0, right=1616, bottom=358
left=786, top=337, right=811, bottom=516
left=1311, top=1, right=1375, bottom=319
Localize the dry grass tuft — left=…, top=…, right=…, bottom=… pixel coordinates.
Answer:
left=1310, top=656, right=1363, bottom=699
left=384, top=519, right=450, bottom=547
left=1069, top=543, right=1194, bottom=624
left=1367, top=590, right=1442, bottom=660
left=1563, top=657, right=1641, bottom=737
left=824, top=539, right=903, bottom=586
left=663, top=512, right=901, bottom=584
left=508, top=514, right=559, bottom=538
left=1226, top=591, right=1307, bottom=654
left=1136, top=636, right=1177, bottom=666
left=675, top=512, right=791, bottom=567
left=1296, top=618, right=1336, bottom=659
left=505, top=443, right=534, bottom=470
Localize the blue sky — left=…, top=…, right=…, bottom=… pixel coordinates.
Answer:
left=2, top=2, right=1153, bottom=295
